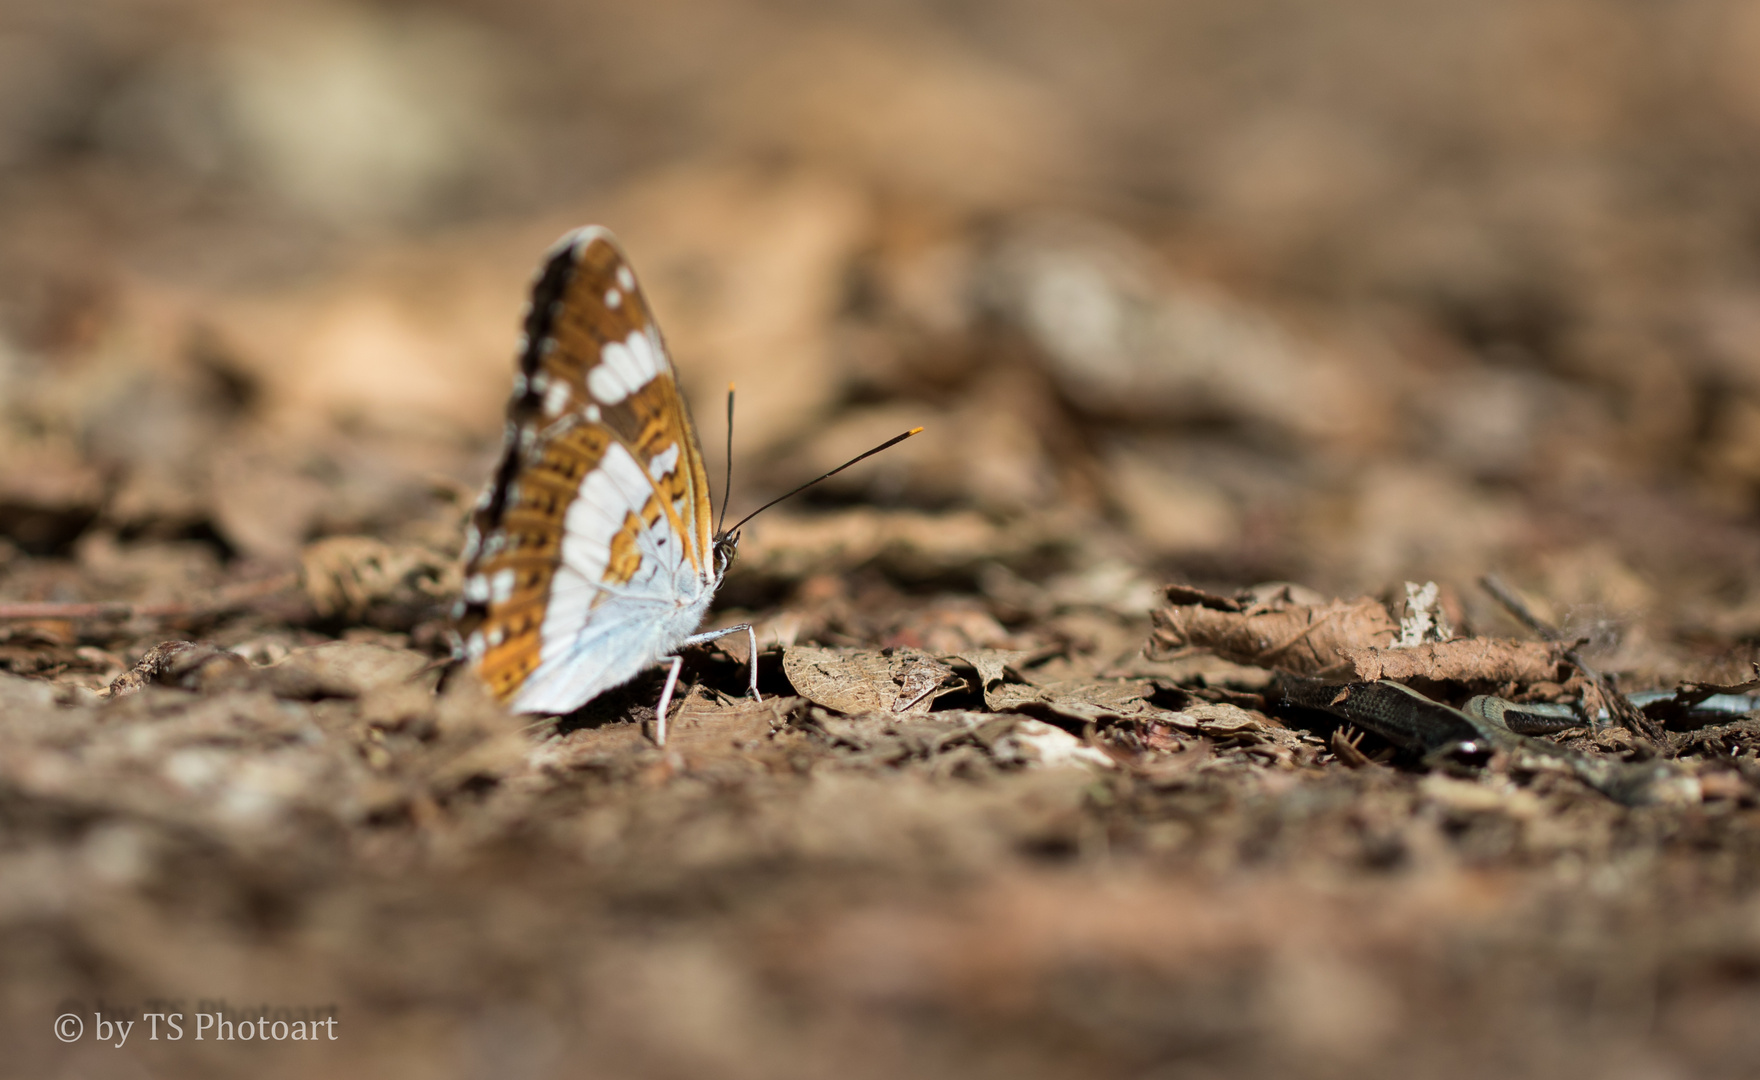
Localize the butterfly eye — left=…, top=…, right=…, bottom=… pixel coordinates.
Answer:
left=713, top=532, right=740, bottom=574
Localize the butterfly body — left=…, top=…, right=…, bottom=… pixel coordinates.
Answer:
left=453, top=227, right=747, bottom=726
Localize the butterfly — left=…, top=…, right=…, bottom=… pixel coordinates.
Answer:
left=451, top=226, right=755, bottom=744
left=452, top=226, right=917, bottom=745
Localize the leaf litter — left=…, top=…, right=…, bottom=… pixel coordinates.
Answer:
left=6, top=7, right=1760, bottom=1075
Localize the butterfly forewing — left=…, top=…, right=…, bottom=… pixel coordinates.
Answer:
left=454, top=227, right=719, bottom=707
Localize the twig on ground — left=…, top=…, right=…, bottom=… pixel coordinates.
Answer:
left=0, top=574, right=299, bottom=623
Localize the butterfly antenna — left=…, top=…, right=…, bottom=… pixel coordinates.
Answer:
left=723, top=427, right=924, bottom=536
left=717, top=383, right=735, bottom=535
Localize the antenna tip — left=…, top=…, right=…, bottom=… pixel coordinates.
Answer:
left=728, top=382, right=737, bottom=392
left=907, top=426, right=924, bottom=436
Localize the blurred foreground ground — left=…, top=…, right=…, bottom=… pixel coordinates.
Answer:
left=3, top=1, right=1760, bottom=1077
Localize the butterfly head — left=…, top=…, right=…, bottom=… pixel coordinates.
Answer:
left=712, top=530, right=740, bottom=579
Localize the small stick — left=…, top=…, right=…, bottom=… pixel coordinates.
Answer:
left=1478, top=574, right=1667, bottom=748
left=0, top=574, right=298, bottom=623
left=1478, top=574, right=1560, bottom=641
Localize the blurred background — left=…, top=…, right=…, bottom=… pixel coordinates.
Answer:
left=6, top=0, right=1760, bottom=640
left=9, top=4, right=1760, bottom=1079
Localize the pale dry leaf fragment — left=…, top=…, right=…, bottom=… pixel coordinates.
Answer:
left=1148, top=583, right=1397, bottom=675
left=1393, top=581, right=1452, bottom=647
left=990, top=718, right=1115, bottom=769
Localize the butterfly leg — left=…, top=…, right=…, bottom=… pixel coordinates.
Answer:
left=653, top=655, right=684, bottom=748
left=678, top=623, right=762, bottom=702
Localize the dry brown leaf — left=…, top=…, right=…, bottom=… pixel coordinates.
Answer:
left=986, top=678, right=1168, bottom=726
left=1341, top=640, right=1565, bottom=685
left=1162, top=702, right=1315, bottom=764
left=894, top=654, right=958, bottom=712
left=1149, top=583, right=1398, bottom=676
left=781, top=646, right=960, bottom=715
left=954, top=648, right=1037, bottom=710
left=1164, top=702, right=1277, bottom=737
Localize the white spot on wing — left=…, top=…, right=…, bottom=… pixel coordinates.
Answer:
left=544, top=379, right=570, bottom=417
left=602, top=340, right=640, bottom=391
left=605, top=287, right=621, bottom=308
left=627, top=329, right=661, bottom=381
left=556, top=443, right=648, bottom=587
left=585, top=404, right=601, bottom=422
left=591, top=346, right=628, bottom=400
left=616, top=265, right=634, bottom=291
left=490, top=568, right=516, bottom=604
left=648, top=442, right=680, bottom=482
left=464, top=575, right=490, bottom=602
left=588, top=362, right=627, bottom=404
left=587, top=329, right=663, bottom=404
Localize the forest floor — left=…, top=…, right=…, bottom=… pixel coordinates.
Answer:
left=7, top=2, right=1760, bottom=1077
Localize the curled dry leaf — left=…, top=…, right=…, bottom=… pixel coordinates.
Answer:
left=1341, top=640, right=1565, bottom=685
left=1151, top=582, right=1564, bottom=690
left=1149, top=583, right=1397, bottom=676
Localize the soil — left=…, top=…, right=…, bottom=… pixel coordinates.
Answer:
left=4, top=2, right=1760, bottom=1078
